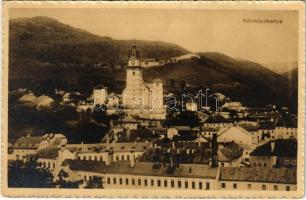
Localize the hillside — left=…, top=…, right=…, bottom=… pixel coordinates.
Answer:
left=143, top=53, right=295, bottom=109
left=9, top=16, right=297, bottom=111
left=9, top=16, right=188, bottom=94
left=264, top=61, right=298, bottom=75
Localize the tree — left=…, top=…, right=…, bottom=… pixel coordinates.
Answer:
left=55, top=169, right=80, bottom=188
left=8, top=158, right=54, bottom=188
left=84, top=176, right=103, bottom=189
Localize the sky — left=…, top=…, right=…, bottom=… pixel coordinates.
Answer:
left=10, top=8, right=298, bottom=65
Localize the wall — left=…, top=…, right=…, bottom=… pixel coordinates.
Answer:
left=78, top=171, right=217, bottom=190
left=218, top=180, right=296, bottom=191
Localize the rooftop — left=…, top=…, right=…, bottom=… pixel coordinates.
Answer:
left=65, top=160, right=218, bottom=179
left=220, top=167, right=296, bottom=184
left=250, top=139, right=297, bottom=157
left=14, top=136, right=43, bottom=149
left=36, top=147, right=58, bottom=159
left=66, top=142, right=151, bottom=154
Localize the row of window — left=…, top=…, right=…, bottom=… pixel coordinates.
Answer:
left=84, top=175, right=210, bottom=190
left=220, top=182, right=291, bottom=191
left=252, top=159, right=296, bottom=167
left=107, top=177, right=210, bottom=190
left=78, top=154, right=139, bottom=162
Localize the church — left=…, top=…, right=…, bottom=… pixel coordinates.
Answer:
left=122, top=46, right=166, bottom=120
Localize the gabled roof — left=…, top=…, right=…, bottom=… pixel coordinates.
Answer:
left=65, top=160, right=218, bottom=179
left=220, top=167, right=296, bottom=184
left=218, top=125, right=252, bottom=138
left=250, top=139, right=297, bottom=157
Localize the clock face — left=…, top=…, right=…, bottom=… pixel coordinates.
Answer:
left=129, top=59, right=140, bottom=66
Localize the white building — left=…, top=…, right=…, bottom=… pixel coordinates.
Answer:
left=218, top=167, right=296, bottom=191
left=186, top=102, right=198, bottom=112
left=92, top=85, right=108, bottom=106
left=63, top=160, right=218, bottom=190
left=217, top=126, right=254, bottom=146
left=122, top=45, right=166, bottom=120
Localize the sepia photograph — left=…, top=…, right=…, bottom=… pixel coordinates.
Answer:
left=1, top=1, right=305, bottom=198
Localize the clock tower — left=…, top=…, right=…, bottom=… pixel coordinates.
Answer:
left=122, top=45, right=151, bottom=110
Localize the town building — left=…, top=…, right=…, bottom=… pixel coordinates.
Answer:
left=249, top=139, right=297, bottom=168
left=12, top=133, right=67, bottom=161
left=61, top=160, right=219, bottom=190
left=122, top=45, right=166, bottom=120
left=218, top=167, right=296, bottom=191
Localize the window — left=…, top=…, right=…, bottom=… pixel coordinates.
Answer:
left=178, top=181, right=181, bottom=188
left=221, top=183, right=226, bottom=188
left=185, top=181, right=189, bottom=189
left=126, top=178, right=129, bottom=185
left=130, top=179, right=134, bottom=185
left=206, top=182, right=210, bottom=190
left=273, top=185, right=278, bottom=191
left=292, top=160, right=297, bottom=165
left=113, top=178, right=116, bottom=184
left=233, top=183, right=237, bottom=189
left=53, top=163, right=55, bottom=169
left=284, top=160, right=289, bottom=165
left=88, top=156, right=91, bottom=160
left=137, top=179, right=141, bottom=186
left=84, top=175, right=87, bottom=181
left=127, top=155, right=130, bottom=160
left=94, top=156, right=97, bottom=161
left=262, top=184, right=266, bottom=190
left=144, top=179, right=148, bottom=186
left=164, top=180, right=168, bottom=187
left=286, top=186, right=290, bottom=191
left=199, top=182, right=203, bottom=189
left=133, top=71, right=135, bottom=75
left=171, top=180, right=175, bottom=188
left=263, top=163, right=266, bottom=167
left=121, top=155, right=124, bottom=160
left=119, top=178, right=123, bottom=185
left=151, top=179, right=154, bottom=186
left=247, top=184, right=252, bottom=189
left=157, top=180, right=161, bottom=187
left=192, top=182, right=195, bottom=189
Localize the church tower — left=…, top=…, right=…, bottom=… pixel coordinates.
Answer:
left=122, top=45, right=151, bottom=110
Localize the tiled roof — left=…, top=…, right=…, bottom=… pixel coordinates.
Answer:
left=36, top=147, right=58, bottom=159
left=14, top=136, right=43, bottom=149
left=220, top=167, right=296, bottom=184
left=66, top=160, right=218, bottom=179
left=66, top=142, right=151, bottom=154
left=250, top=139, right=297, bottom=157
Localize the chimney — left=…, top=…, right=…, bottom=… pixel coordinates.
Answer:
left=130, top=151, right=135, bottom=167
left=211, top=133, right=218, bottom=168
left=271, top=141, right=275, bottom=152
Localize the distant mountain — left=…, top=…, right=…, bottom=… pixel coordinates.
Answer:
left=143, top=52, right=295, bottom=109
left=10, top=16, right=188, bottom=68
left=263, top=61, right=298, bottom=75
left=9, top=16, right=297, bottom=111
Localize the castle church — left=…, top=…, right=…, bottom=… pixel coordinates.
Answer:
left=122, top=46, right=166, bottom=120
